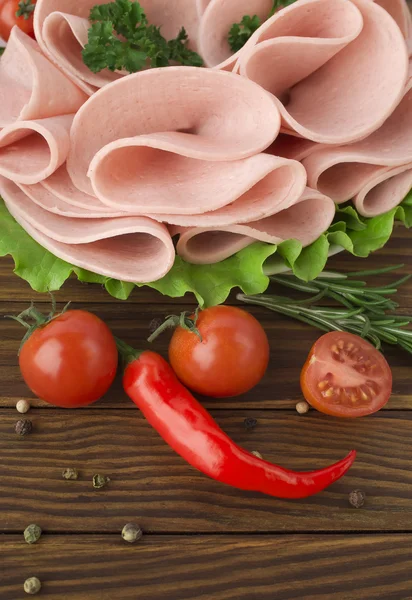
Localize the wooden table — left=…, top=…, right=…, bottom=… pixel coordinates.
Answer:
left=1, top=227, right=412, bottom=600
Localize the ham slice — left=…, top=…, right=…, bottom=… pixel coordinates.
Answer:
left=34, top=0, right=200, bottom=94
left=237, top=0, right=408, bottom=143
left=374, top=0, right=412, bottom=54
left=303, top=75, right=412, bottom=215
left=0, top=178, right=175, bottom=283
left=0, top=27, right=86, bottom=127
left=0, top=116, right=73, bottom=184
left=198, top=0, right=273, bottom=70
left=174, top=188, right=335, bottom=264
left=68, top=66, right=281, bottom=196
left=148, top=156, right=306, bottom=226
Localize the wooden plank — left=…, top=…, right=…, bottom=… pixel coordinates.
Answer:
left=1, top=303, right=411, bottom=410
left=1, top=409, right=412, bottom=533
left=1, top=534, right=412, bottom=599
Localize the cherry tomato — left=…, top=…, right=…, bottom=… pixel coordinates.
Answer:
left=168, top=305, right=270, bottom=398
left=19, top=310, right=118, bottom=408
left=300, top=331, right=392, bottom=418
left=0, top=0, right=36, bottom=42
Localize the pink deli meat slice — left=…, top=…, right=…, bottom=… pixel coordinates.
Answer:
left=0, top=115, right=73, bottom=184
left=19, top=181, right=128, bottom=218
left=198, top=0, right=273, bottom=70
left=374, top=0, right=412, bottom=54
left=0, top=27, right=86, bottom=127
left=40, top=165, right=126, bottom=212
left=68, top=66, right=281, bottom=196
left=174, top=188, right=335, bottom=264
left=34, top=0, right=200, bottom=94
left=148, top=156, right=306, bottom=226
left=353, top=164, right=412, bottom=217
left=89, top=144, right=301, bottom=216
left=237, top=0, right=408, bottom=144
left=0, top=178, right=175, bottom=283
left=303, top=77, right=412, bottom=215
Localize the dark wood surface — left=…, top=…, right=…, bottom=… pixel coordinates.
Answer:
left=1, top=227, right=412, bottom=599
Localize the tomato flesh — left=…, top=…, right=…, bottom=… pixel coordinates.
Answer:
left=19, top=310, right=118, bottom=408
left=300, top=331, right=392, bottom=418
left=0, top=1, right=36, bottom=42
left=168, top=305, right=270, bottom=398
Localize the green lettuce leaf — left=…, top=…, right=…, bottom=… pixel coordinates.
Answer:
left=0, top=193, right=411, bottom=306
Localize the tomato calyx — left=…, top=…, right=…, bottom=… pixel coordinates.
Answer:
left=15, top=0, right=36, bottom=19
left=6, top=296, right=71, bottom=354
left=147, top=308, right=202, bottom=343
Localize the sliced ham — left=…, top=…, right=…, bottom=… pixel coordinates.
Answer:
left=237, top=0, right=408, bottom=143
left=0, top=178, right=175, bottom=283
left=0, top=27, right=86, bottom=127
left=18, top=181, right=128, bottom=219
left=68, top=66, right=281, bottom=196
left=34, top=0, right=200, bottom=94
left=0, top=115, right=73, bottom=184
left=174, top=188, right=335, bottom=264
left=303, top=76, right=412, bottom=215
left=41, top=165, right=125, bottom=212
left=148, top=156, right=306, bottom=226
left=198, top=0, right=273, bottom=70
left=374, top=0, right=412, bottom=53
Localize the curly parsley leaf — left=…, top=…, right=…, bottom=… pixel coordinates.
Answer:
left=83, top=0, right=203, bottom=74
left=228, top=15, right=261, bottom=53
left=228, top=0, right=299, bottom=52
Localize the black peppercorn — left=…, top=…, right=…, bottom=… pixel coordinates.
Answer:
left=348, top=489, right=365, bottom=508
left=15, top=419, right=33, bottom=436
left=244, top=417, right=258, bottom=431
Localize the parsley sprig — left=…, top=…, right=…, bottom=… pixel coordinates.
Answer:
left=228, top=0, right=298, bottom=53
left=82, top=0, right=203, bottom=74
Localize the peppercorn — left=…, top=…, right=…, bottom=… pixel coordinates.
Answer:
left=24, top=577, right=41, bottom=595
left=244, top=417, right=258, bottom=431
left=251, top=450, right=263, bottom=459
left=62, top=468, right=79, bottom=481
left=122, top=523, right=143, bottom=543
left=24, top=524, right=42, bottom=545
left=15, top=419, right=33, bottom=436
left=16, top=399, right=31, bottom=414
left=93, top=474, right=110, bottom=489
left=296, top=401, right=310, bottom=415
left=348, top=489, right=366, bottom=508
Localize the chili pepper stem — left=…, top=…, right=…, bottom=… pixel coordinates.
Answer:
left=115, top=337, right=143, bottom=367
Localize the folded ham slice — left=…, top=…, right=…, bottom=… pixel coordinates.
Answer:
left=34, top=0, right=200, bottom=94
left=236, top=0, right=408, bottom=143
left=374, top=0, right=412, bottom=54
left=174, top=188, right=335, bottom=264
left=0, top=178, right=175, bottom=283
left=303, top=75, right=412, bottom=215
left=68, top=66, right=281, bottom=197
left=148, top=156, right=306, bottom=226
left=0, top=115, right=73, bottom=184
left=0, top=27, right=86, bottom=127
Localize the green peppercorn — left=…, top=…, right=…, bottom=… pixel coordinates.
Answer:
left=62, top=468, right=79, bottom=481
left=93, top=474, right=110, bottom=489
left=24, top=577, right=41, bottom=595
left=122, top=523, right=143, bottom=543
left=24, top=524, right=42, bottom=544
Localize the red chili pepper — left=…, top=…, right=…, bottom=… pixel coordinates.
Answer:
left=120, top=345, right=356, bottom=499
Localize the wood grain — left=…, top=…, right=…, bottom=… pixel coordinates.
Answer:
left=2, top=534, right=412, bottom=600
left=1, top=302, right=411, bottom=410
left=1, top=409, right=412, bottom=533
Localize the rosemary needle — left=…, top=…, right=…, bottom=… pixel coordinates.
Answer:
left=237, top=265, right=412, bottom=354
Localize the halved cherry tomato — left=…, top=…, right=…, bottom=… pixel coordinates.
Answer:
left=0, top=0, right=36, bottom=42
left=300, top=331, right=392, bottom=418
left=19, top=310, right=118, bottom=408
left=168, top=305, right=270, bottom=398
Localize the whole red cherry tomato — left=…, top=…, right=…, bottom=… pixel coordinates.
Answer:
left=19, top=310, right=118, bottom=408
left=0, top=0, right=36, bottom=42
left=168, top=305, right=270, bottom=398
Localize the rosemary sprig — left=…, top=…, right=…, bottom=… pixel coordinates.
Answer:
left=237, top=265, right=412, bottom=354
